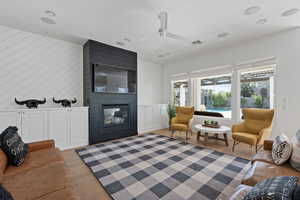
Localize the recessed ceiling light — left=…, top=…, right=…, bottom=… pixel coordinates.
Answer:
left=124, top=38, right=131, bottom=42
left=45, top=10, right=56, bottom=17
left=217, top=32, right=229, bottom=38
left=116, top=41, right=125, bottom=46
left=192, top=40, right=202, bottom=45
left=256, top=18, right=267, bottom=24
left=281, top=8, right=299, bottom=17
left=244, top=6, right=261, bottom=15
left=40, top=17, right=56, bottom=25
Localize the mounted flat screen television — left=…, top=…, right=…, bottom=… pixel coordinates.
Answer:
left=93, top=64, right=137, bottom=94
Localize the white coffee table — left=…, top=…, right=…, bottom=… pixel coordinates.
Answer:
left=194, top=124, right=231, bottom=146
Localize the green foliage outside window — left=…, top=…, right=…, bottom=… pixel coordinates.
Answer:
left=212, top=92, right=231, bottom=107
left=241, top=82, right=255, bottom=97
left=253, top=95, right=263, bottom=108
left=241, top=98, right=248, bottom=107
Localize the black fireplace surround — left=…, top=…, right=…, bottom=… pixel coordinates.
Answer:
left=83, top=40, right=137, bottom=144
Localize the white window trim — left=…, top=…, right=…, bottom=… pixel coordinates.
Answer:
left=168, top=57, right=277, bottom=125
left=171, top=79, right=189, bottom=106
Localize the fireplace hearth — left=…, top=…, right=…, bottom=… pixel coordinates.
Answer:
left=83, top=40, right=137, bottom=144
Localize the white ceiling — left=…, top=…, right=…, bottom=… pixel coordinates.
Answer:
left=0, top=0, right=299, bottom=63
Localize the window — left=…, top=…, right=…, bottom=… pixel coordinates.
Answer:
left=198, top=74, right=232, bottom=118
left=170, top=61, right=276, bottom=123
left=239, top=67, right=275, bottom=114
left=172, top=80, right=189, bottom=106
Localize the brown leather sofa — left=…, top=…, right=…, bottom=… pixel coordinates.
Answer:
left=242, top=140, right=300, bottom=186
left=229, top=140, right=300, bottom=199
left=0, top=140, right=78, bottom=200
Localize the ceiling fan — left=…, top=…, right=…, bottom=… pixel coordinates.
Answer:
left=157, top=11, right=190, bottom=43
left=135, top=11, right=192, bottom=44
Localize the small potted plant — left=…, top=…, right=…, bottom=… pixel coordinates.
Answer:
left=167, top=104, right=176, bottom=130
left=203, top=120, right=219, bottom=128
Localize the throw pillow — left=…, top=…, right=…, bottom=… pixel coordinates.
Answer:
left=229, top=185, right=252, bottom=200
left=272, top=133, right=293, bottom=165
left=0, top=185, right=14, bottom=200
left=290, top=136, right=300, bottom=172
left=244, top=176, right=299, bottom=200
left=0, top=126, right=29, bottom=167
left=293, top=185, right=300, bottom=200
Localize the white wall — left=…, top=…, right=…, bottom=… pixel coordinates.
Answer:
left=0, top=25, right=167, bottom=133
left=137, top=59, right=167, bottom=133
left=163, top=28, right=300, bottom=139
left=137, top=59, right=163, bottom=105
left=0, top=25, right=83, bottom=108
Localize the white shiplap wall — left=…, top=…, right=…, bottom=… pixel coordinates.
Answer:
left=0, top=25, right=83, bottom=109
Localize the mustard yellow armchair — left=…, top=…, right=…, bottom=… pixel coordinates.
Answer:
left=171, top=106, right=194, bottom=141
left=232, top=108, right=274, bottom=152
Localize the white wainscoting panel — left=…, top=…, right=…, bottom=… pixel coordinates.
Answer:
left=138, top=104, right=168, bottom=134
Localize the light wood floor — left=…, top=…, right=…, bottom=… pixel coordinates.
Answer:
left=62, top=129, right=257, bottom=200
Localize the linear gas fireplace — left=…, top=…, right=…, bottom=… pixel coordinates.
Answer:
left=83, top=40, right=137, bottom=144
left=103, top=105, right=129, bottom=128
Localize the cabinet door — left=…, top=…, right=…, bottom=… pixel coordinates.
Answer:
left=48, top=110, right=69, bottom=150
left=21, top=110, right=47, bottom=143
left=69, top=109, right=88, bottom=148
left=0, top=111, right=22, bottom=133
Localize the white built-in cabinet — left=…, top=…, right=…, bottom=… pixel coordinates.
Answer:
left=138, top=104, right=168, bottom=133
left=0, top=107, right=88, bottom=150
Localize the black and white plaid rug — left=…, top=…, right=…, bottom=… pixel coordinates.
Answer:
left=76, top=134, right=250, bottom=200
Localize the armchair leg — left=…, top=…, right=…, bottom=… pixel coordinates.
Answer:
left=232, top=140, right=236, bottom=152
left=185, top=130, right=188, bottom=142
left=255, top=143, right=258, bottom=153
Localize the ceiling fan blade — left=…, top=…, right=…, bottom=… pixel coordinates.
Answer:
left=166, top=32, right=191, bottom=43
left=158, top=11, right=168, bottom=30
